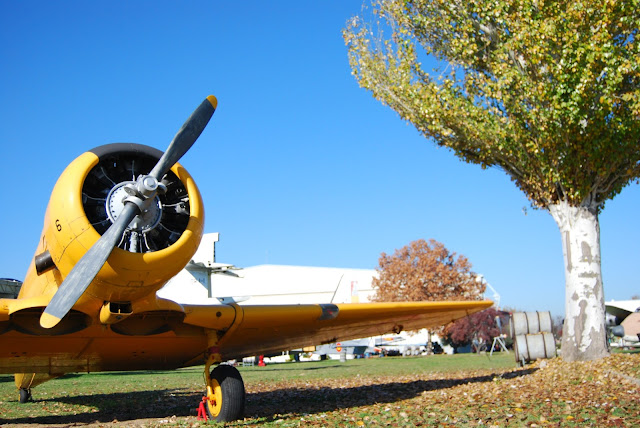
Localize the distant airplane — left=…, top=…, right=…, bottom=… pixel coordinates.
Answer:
left=0, top=96, right=492, bottom=422
left=606, top=300, right=640, bottom=346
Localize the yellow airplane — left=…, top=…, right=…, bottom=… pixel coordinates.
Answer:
left=0, top=96, right=492, bottom=422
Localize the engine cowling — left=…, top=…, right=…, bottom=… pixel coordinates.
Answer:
left=35, top=143, right=204, bottom=304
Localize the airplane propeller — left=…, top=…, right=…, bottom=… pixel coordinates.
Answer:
left=40, top=96, right=218, bottom=329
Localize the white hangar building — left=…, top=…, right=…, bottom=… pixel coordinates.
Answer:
left=158, top=233, right=378, bottom=306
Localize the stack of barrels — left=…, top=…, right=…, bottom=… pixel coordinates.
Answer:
left=510, top=311, right=556, bottom=364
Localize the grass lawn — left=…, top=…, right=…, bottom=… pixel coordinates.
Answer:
left=0, top=352, right=638, bottom=427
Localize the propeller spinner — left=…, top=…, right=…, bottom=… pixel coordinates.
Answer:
left=40, top=96, right=217, bottom=329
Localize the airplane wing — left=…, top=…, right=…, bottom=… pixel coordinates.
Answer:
left=0, top=299, right=492, bottom=374
left=188, top=300, right=493, bottom=360
left=605, top=300, right=640, bottom=320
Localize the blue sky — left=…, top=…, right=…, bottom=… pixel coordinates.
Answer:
left=1, top=1, right=638, bottom=317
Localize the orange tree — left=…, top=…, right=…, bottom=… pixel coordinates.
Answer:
left=345, top=0, right=640, bottom=361
left=371, top=239, right=485, bottom=302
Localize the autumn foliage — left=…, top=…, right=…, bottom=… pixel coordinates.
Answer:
left=345, top=0, right=640, bottom=208
left=443, top=307, right=506, bottom=349
left=372, top=239, right=485, bottom=302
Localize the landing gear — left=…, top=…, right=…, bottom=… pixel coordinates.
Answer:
left=19, top=388, right=31, bottom=403
left=204, top=364, right=245, bottom=422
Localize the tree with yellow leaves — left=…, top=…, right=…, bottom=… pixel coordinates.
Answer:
left=345, top=0, right=639, bottom=361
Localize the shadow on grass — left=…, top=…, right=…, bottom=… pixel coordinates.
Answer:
left=0, top=368, right=537, bottom=425
left=244, top=368, right=538, bottom=422
left=0, top=388, right=202, bottom=425
left=1, top=369, right=198, bottom=384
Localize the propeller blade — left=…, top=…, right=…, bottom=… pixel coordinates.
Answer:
left=149, top=95, right=217, bottom=179
left=40, top=203, right=139, bottom=329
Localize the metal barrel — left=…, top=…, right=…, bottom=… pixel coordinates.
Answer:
left=514, top=332, right=556, bottom=363
left=510, top=311, right=553, bottom=336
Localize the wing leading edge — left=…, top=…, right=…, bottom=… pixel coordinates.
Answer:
left=194, top=300, right=493, bottom=360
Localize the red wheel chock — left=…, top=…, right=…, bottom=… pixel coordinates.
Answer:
left=197, top=396, right=208, bottom=421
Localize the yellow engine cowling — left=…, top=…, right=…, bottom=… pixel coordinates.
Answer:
left=20, top=143, right=204, bottom=312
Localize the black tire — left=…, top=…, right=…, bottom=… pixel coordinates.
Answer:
left=19, top=388, right=31, bottom=403
left=205, top=364, right=245, bottom=422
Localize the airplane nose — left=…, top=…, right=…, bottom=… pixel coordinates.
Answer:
left=610, top=325, right=625, bottom=337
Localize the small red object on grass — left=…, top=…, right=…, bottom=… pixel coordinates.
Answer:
left=197, top=396, right=208, bottom=421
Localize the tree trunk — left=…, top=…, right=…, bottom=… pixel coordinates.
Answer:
left=549, top=201, right=609, bottom=361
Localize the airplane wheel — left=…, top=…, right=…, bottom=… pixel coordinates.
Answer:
left=19, top=388, right=31, bottom=403
left=205, top=364, right=245, bottom=422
